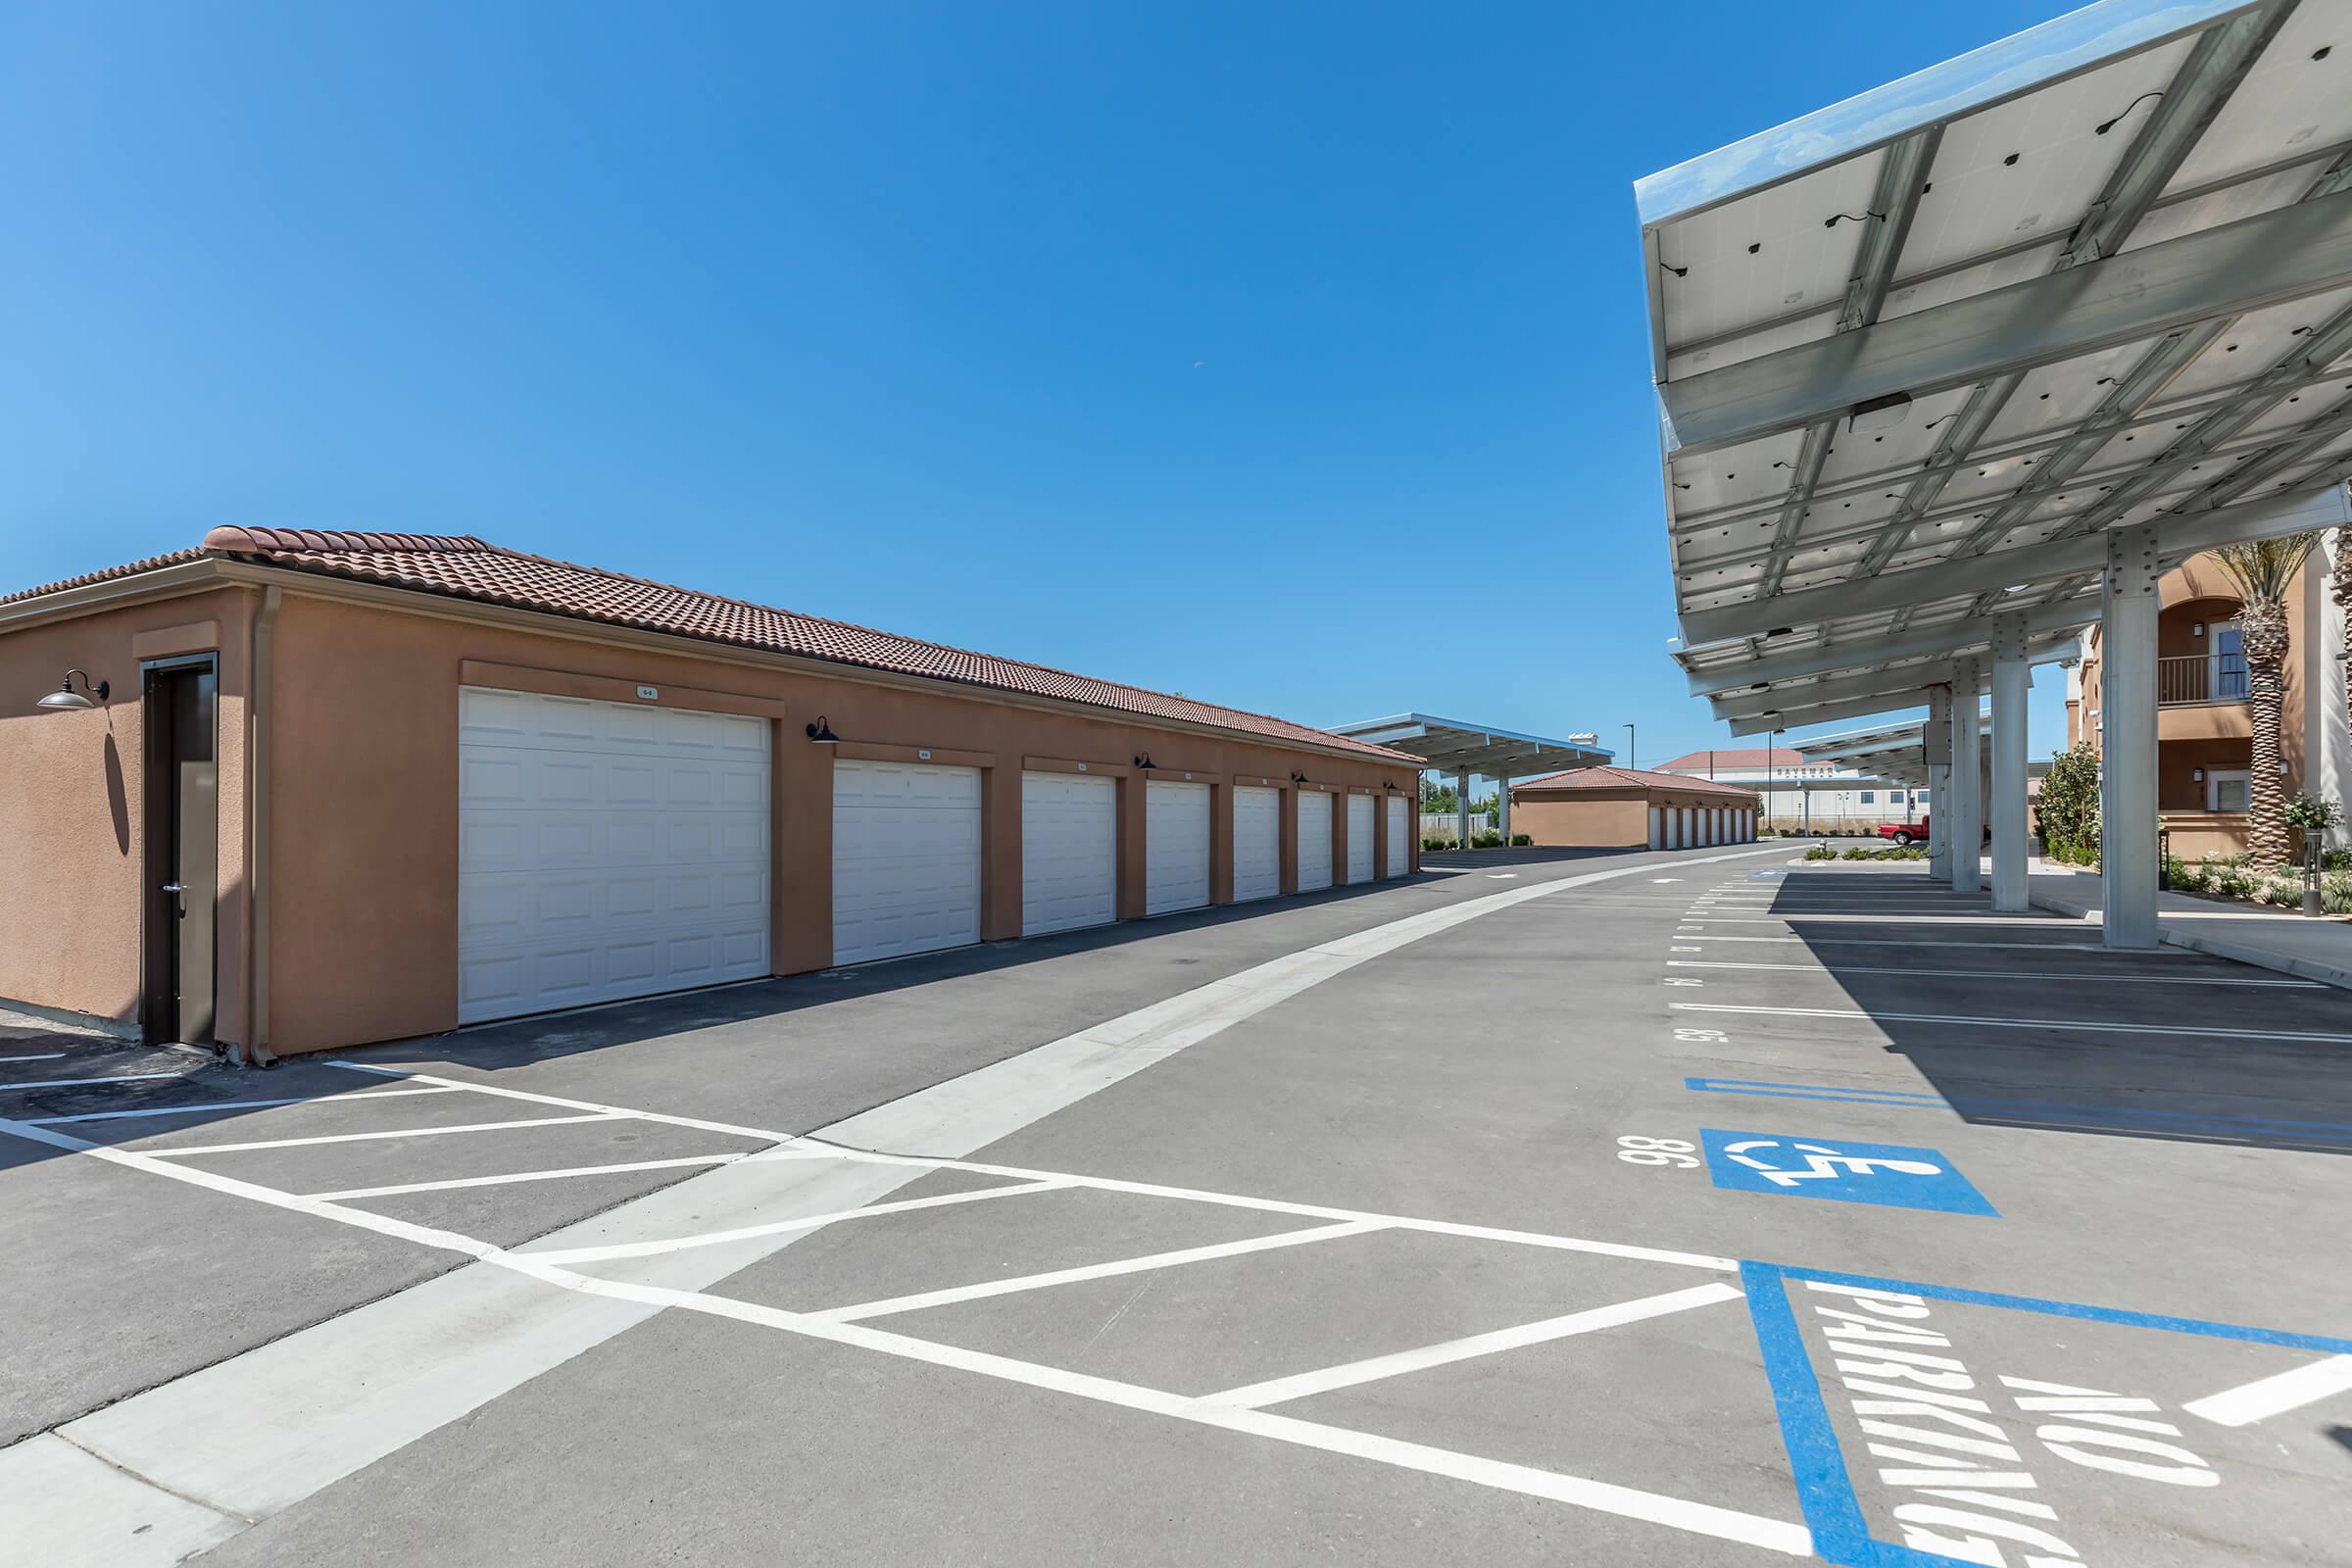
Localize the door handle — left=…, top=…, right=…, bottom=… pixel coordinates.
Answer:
left=162, top=882, right=185, bottom=895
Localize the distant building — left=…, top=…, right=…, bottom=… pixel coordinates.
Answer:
left=1651, top=748, right=1928, bottom=833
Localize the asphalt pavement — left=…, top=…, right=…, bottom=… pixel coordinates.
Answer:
left=5, top=846, right=2348, bottom=1567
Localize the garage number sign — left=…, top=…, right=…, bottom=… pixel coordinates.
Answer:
left=1700, top=1129, right=1996, bottom=1215
left=635, top=685, right=659, bottom=700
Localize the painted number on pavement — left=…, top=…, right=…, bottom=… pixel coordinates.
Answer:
left=1616, top=1135, right=1699, bottom=1168
left=1699, top=1129, right=1997, bottom=1215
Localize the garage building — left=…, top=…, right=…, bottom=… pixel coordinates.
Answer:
left=1507, top=767, right=1757, bottom=850
left=0, top=527, right=1418, bottom=1057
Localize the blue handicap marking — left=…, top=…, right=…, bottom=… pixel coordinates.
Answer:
left=1699, top=1128, right=1996, bottom=1215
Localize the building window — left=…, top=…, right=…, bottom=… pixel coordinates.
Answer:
left=1860, top=791, right=1876, bottom=805
left=1890, top=790, right=1906, bottom=805
left=2209, top=769, right=2251, bottom=811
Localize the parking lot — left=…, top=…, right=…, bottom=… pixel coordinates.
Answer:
left=6, top=845, right=2350, bottom=1567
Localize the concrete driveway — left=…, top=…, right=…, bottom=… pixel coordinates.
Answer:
left=5, top=846, right=2349, bottom=1567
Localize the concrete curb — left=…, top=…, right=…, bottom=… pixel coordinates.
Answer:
left=2028, top=886, right=2352, bottom=991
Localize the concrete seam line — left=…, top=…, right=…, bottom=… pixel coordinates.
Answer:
left=5, top=845, right=1787, bottom=1550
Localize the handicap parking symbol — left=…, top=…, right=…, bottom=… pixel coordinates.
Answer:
left=1699, top=1128, right=1996, bottom=1215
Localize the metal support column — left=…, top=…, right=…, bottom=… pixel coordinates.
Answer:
left=1496, top=777, right=1511, bottom=846
left=2101, top=522, right=2162, bottom=948
left=1990, top=614, right=2031, bottom=912
left=1950, top=662, right=1984, bottom=894
left=1925, top=685, right=1952, bottom=882
left=1455, top=769, right=1471, bottom=851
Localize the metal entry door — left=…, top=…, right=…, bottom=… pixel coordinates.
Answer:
left=143, top=661, right=217, bottom=1047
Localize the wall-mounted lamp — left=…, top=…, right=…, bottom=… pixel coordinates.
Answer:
left=805, top=715, right=840, bottom=744
left=34, top=669, right=109, bottom=712
left=2192, top=767, right=2204, bottom=782
left=2192, top=620, right=2204, bottom=637
left=1134, top=753, right=1157, bottom=770
left=2278, top=761, right=2291, bottom=775
left=1290, top=770, right=1308, bottom=784
left=1383, top=780, right=1398, bottom=791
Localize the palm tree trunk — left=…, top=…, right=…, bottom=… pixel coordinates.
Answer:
left=2243, top=603, right=2291, bottom=870
left=2333, top=529, right=2352, bottom=775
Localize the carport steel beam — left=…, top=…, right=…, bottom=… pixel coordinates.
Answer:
left=1676, top=484, right=2352, bottom=644
left=1657, top=188, right=2352, bottom=456
left=1678, top=596, right=2098, bottom=697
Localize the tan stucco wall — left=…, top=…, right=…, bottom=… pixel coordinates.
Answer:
left=0, top=586, right=255, bottom=1038
left=252, top=589, right=1405, bottom=1054
left=1508, top=785, right=1756, bottom=849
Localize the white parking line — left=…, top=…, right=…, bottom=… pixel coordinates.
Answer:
left=1200, top=1282, right=1745, bottom=1410
left=1663, top=960, right=2317, bottom=988
left=0, top=1052, right=67, bottom=1062
left=1671, top=1003, right=2352, bottom=1043
left=310, top=1152, right=754, bottom=1201
left=815, top=1219, right=1384, bottom=1322
left=1681, top=913, right=2059, bottom=925
left=0, top=1072, right=185, bottom=1093
left=142, top=1112, right=623, bottom=1156
left=2180, top=1353, right=2352, bottom=1427
left=524, top=1178, right=1079, bottom=1265
left=29, top=1087, right=461, bottom=1125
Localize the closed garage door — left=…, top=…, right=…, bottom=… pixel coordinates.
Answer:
left=457, top=687, right=770, bottom=1025
left=832, top=760, right=982, bottom=966
left=1145, top=779, right=1211, bottom=915
left=1346, top=794, right=1374, bottom=884
left=1233, top=786, right=1280, bottom=903
left=1385, top=796, right=1408, bottom=877
left=1297, top=790, right=1334, bottom=892
left=1024, top=771, right=1116, bottom=935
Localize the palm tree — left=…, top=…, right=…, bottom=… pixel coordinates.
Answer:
left=2332, top=528, right=2352, bottom=753
left=2212, top=531, right=2323, bottom=869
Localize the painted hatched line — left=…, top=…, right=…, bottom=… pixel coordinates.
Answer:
left=1684, top=1077, right=2352, bottom=1140
left=142, top=1112, right=624, bottom=1156
left=310, top=1152, right=755, bottom=1201
left=523, top=1178, right=1080, bottom=1265
left=814, top=1219, right=1385, bottom=1322
left=1200, top=1282, right=1745, bottom=1410
left=0, top=1106, right=1802, bottom=1556
left=0, top=1072, right=186, bottom=1093
left=2181, top=1353, right=2352, bottom=1427
left=1664, top=959, right=2316, bottom=987
left=29, top=1086, right=463, bottom=1126
left=1672, top=1002, right=2352, bottom=1044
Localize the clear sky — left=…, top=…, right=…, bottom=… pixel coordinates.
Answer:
left=1, top=0, right=2078, bottom=774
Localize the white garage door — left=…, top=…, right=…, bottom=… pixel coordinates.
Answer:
left=1145, top=779, right=1211, bottom=915
left=1385, top=796, right=1408, bottom=877
left=1233, top=785, right=1280, bottom=903
left=1024, top=771, right=1117, bottom=935
left=457, top=687, right=770, bottom=1025
left=1297, top=790, right=1334, bottom=892
left=1346, top=794, right=1374, bottom=884
left=832, top=760, right=982, bottom=966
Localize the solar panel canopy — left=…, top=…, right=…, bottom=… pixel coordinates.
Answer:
left=1640, top=0, right=2352, bottom=737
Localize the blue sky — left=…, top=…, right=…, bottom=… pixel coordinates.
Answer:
left=0, top=0, right=2077, bottom=772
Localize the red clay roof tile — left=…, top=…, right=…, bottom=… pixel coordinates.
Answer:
left=9, top=528, right=1411, bottom=761
left=1512, top=765, right=1757, bottom=797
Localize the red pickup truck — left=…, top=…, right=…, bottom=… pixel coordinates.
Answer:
left=1878, top=816, right=1930, bottom=847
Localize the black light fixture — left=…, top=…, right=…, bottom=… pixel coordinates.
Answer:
left=805, top=714, right=840, bottom=744
left=1134, top=753, right=1157, bottom=770
left=35, top=668, right=109, bottom=712
left=1290, top=770, right=1307, bottom=784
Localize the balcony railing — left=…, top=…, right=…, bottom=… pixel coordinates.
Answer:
left=2157, top=652, right=2248, bottom=707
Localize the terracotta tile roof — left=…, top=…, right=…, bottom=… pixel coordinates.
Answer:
left=1651, top=748, right=1806, bottom=771
left=6, top=527, right=1411, bottom=761
left=1512, top=765, right=1758, bottom=798
left=0, top=546, right=208, bottom=606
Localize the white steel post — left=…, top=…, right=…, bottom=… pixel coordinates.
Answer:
left=1455, top=769, right=1471, bottom=851
left=1950, top=662, right=1984, bottom=894
left=2101, top=523, right=2162, bottom=948
left=1926, top=685, right=1952, bottom=882
left=1990, top=614, right=2031, bottom=912
left=1496, top=776, right=1511, bottom=846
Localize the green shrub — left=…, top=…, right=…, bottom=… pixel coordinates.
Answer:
left=1510, top=833, right=1533, bottom=847
left=2285, top=792, right=2343, bottom=832
left=2262, top=877, right=2301, bottom=906
left=2174, top=860, right=2210, bottom=893
left=1472, top=829, right=1503, bottom=849
left=2216, top=865, right=2253, bottom=898
left=1804, top=846, right=1835, bottom=860
left=1421, top=836, right=1447, bottom=852
left=2034, top=744, right=2102, bottom=865
left=2326, top=849, right=2352, bottom=872
left=2324, top=873, right=2352, bottom=914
